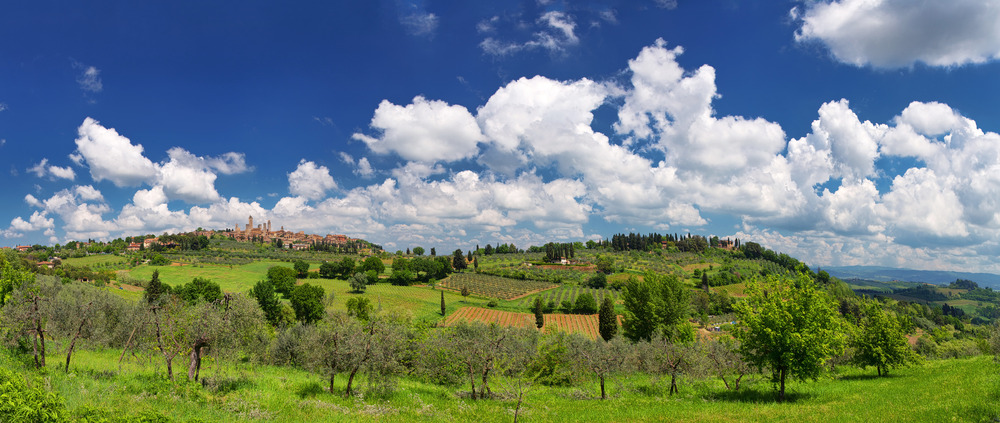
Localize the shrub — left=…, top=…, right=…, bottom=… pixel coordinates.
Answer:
left=574, top=293, right=598, bottom=314
left=587, top=273, right=607, bottom=289
left=487, top=298, right=498, bottom=308
left=0, top=367, right=67, bottom=422
left=561, top=299, right=574, bottom=314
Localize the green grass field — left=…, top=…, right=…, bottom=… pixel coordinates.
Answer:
left=125, top=261, right=290, bottom=293
left=7, top=346, right=998, bottom=422
left=61, top=254, right=129, bottom=268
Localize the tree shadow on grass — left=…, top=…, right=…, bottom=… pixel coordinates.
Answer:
left=836, top=373, right=902, bottom=382
left=704, top=388, right=814, bottom=404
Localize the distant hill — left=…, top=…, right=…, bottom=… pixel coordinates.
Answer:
left=823, top=265, right=1000, bottom=289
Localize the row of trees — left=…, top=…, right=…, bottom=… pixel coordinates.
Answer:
left=0, top=248, right=926, bottom=404
left=614, top=269, right=917, bottom=400
left=317, top=256, right=385, bottom=280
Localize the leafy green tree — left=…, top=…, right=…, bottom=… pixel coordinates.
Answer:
left=461, top=285, right=470, bottom=298
left=734, top=274, right=846, bottom=401
left=293, top=260, right=310, bottom=278
left=0, top=252, right=35, bottom=307
left=412, top=246, right=425, bottom=256
left=588, top=273, right=607, bottom=289
left=595, top=255, right=614, bottom=274
left=360, top=256, right=385, bottom=274
left=267, top=266, right=298, bottom=297
left=349, top=272, right=367, bottom=293
left=650, top=272, right=690, bottom=340
left=250, top=280, right=283, bottom=327
left=574, top=293, right=598, bottom=314
left=319, top=262, right=337, bottom=279
left=289, top=283, right=325, bottom=324
left=345, top=297, right=374, bottom=321
left=850, top=300, right=919, bottom=376
left=598, top=296, right=617, bottom=341
left=336, top=257, right=356, bottom=279
left=621, top=275, right=656, bottom=342
left=533, top=297, right=545, bottom=329
left=388, top=269, right=414, bottom=286
left=175, top=277, right=221, bottom=305
left=364, top=269, right=379, bottom=285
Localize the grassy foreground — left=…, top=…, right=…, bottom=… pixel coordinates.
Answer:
left=5, top=347, right=998, bottom=422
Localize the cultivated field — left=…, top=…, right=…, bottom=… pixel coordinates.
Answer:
left=444, top=306, right=606, bottom=338
left=516, top=285, right=619, bottom=308
left=439, top=273, right=557, bottom=300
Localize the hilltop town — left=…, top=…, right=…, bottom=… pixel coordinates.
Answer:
left=6, top=215, right=368, bottom=254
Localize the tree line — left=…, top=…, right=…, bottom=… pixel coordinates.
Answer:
left=0, top=248, right=967, bottom=407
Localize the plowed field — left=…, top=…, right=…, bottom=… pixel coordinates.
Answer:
left=444, top=306, right=616, bottom=339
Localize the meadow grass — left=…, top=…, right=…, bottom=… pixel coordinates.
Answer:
left=61, top=254, right=129, bottom=268
left=11, top=346, right=999, bottom=422
left=125, top=261, right=290, bottom=293
left=123, top=262, right=498, bottom=321
left=304, top=279, right=480, bottom=322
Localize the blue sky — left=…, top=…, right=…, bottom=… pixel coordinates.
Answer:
left=4, top=0, right=1000, bottom=273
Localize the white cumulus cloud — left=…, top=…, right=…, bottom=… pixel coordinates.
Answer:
left=288, top=159, right=338, bottom=200
left=27, top=158, right=76, bottom=181
left=354, top=96, right=484, bottom=163
left=795, top=0, right=1000, bottom=68
left=74, top=118, right=158, bottom=187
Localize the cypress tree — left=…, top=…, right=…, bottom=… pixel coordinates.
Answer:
left=441, top=290, right=446, bottom=316
left=598, top=296, right=617, bottom=341
left=533, top=297, right=545, bottom=329
left=144, top=270, right=166, bottom=304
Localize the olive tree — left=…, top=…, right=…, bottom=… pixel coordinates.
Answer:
left=567, top=334, right=631, bottom=399
left=0, top=276, right=60, bottom=368
left=635, top=334, right=697, bottom=395
left=703, top=337, right=752, bottom=391
left=425, top=321, right=534, bottom=400
left=304, top=312, right=408, bottom=397
left=349, top=272, right=367, bottom=293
